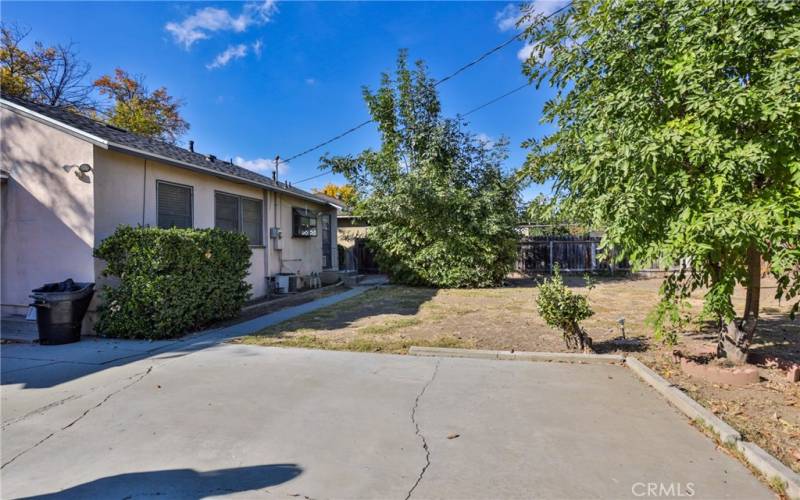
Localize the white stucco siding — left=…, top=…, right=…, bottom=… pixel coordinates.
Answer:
left=265, top=191, right=337, bottom=276
left=1, top=105, right=337, bottom=312
left=93, top=148, right=269, bottom=298
left=0, top=108, right=96, bottom=313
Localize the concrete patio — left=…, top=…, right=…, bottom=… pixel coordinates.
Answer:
left=1, top=337, right=772, bottom=499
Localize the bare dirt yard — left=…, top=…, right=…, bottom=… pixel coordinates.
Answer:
left=236, top=274, right=800, bottom=475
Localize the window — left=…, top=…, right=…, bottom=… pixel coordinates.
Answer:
left=157, top=181, right=193, bottom=229
left=321, top=213, right=332, bottom=268
left=292, top=207, right=317, bottom=237
left=214, top=192, right=263, bottom=245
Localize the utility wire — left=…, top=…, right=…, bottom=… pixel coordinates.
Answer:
left=292, top=81, right=533, bottom=184
left=285, top=2, right=573, bottom=181
left=460, top=82, right=531, bottom=117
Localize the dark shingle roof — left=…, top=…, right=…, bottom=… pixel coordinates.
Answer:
left=1, top=93, right=337, bottom=208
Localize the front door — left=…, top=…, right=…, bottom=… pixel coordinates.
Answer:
left=321, top=213, right=331, bottom=269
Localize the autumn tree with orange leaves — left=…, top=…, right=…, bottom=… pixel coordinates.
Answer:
left=94, top=68, right=189, bottom=143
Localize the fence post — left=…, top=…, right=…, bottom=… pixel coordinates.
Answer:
left=590, top=242, right=596, bottom=271
left=549, top=240, right=554, bottom=273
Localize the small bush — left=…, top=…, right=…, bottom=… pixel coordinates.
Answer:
left=536, top=267, right=594, bottom=350
left=94, top=226, right=252, bottom=339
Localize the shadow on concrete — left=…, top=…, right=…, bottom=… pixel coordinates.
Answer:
left=1, top=287, right=374, bottom=389
left=22, top=463, right=303, bottom=499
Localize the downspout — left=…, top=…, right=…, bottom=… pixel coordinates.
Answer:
left=141, top=159, right=147, bottom=225
left=263, top=189, right=270, bottom=298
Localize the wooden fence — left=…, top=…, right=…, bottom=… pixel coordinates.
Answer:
left=516, top=235, right=635, bottom=275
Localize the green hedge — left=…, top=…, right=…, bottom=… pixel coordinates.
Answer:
left=94, top=226, right=252, bottom=339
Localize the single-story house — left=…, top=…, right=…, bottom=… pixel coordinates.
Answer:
left=0, top=93, right=341, bottom=329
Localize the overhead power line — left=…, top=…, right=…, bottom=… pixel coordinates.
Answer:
left=460, top=82, right=531, bottom=117
left=285, top=2, right=573, bottom=181
left=292, top=81, right=533, bottom=184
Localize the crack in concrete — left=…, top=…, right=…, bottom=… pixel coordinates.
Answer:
left=1, top=366, right=153, bottom=470
left=405, top=359, right=440, bottom=500
left=1, top=394, right=81, bottom=430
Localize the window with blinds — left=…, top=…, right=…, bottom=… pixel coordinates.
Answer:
left=157, top=181, right=193, bottom=229
left=214, top=193, right=239, bottom=232
left=214, top=191, right=263, bottom=246
left=241, top=198, right=262, bottom=245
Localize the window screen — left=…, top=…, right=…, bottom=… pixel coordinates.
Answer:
left=157, top=181, right=192, bottom=229
left=214, top=193, right=239, bottom=232
left=241, top=198, right=263, bottom=245
left=215, top=192, right=263, bottom=245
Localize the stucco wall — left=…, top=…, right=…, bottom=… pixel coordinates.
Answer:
left=93, top=148, right=269, bottom=298
left=1, top=105, right=339, bottom=316
left=265, top=191, right=337, bottom=277
left=0, top=108, right=96, bottom=314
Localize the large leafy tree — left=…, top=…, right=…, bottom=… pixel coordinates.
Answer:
left=0, top=23, right=93, bottom=110
left=520, top=0, right=800, bottom=362
left=94, top=68, right=189, bottom=144
left=323, top=51, right=520, bottom=287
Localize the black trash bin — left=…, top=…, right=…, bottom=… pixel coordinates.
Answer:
left=29, top=279, right=95, bottom=345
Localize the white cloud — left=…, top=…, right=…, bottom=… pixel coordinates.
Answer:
left=166, top=0, right=278, bottom=49
left=234, top=156, right=289, bottom=176
left=252, top=39, right=263, bottom=57
left=517, top=42, right=553, bottom=63
left=495, top=1, right=571, bottom=32
left=495, top=4, right=521, bottom=32
left=207, top=44, right=249, bottom=69
left=527, top=0, right=572, bottom=18
left=476, top=133, right=496, bottom=147
left=496, top=2, right=566, bottom=62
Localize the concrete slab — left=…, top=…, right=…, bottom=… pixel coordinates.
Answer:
left=1, top=338, right=172, bottom=365
left=0, top=357, right=57, bottom=374
left=1, top=345, right=772, bottom=499
left=0, top=285, right=375, bottom=390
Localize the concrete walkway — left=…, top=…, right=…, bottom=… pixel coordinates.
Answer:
left=0, top=283, right=772, bottom=499
left=1, top=285, right=374, bottom=391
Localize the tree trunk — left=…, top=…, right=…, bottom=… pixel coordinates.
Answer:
left=717, top=245, right=761, bottom=363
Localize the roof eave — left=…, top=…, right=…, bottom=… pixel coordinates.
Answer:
left=1, top=98, right=337, bottom=209
left=105, top=142, right=337, bottom=209
left=1, top=99, right=110, bottom=148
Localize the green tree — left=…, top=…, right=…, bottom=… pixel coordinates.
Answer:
left=94, top=68, right=189, bottom=143
left=323, top=51, right=520, bottom=287
left=519, top=0, right=800, bottom=362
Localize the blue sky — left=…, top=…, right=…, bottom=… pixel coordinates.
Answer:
left=3, top=1, right=565, bottom=200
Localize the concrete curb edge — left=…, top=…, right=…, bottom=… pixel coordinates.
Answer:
left=624, top=357, right=741, bottom=444
left=407, top=346, right=624, bottom=364
left=736, top=441, right=800, bottom=499
left=407, top=346, right=800, bottom=498
left=625, top=356, right=800, bottom=499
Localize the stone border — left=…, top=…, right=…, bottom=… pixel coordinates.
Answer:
left=408, top=346, right=800, bottom=499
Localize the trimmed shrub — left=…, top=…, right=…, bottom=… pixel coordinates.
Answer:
left=536, top=266, right=594, bottom=351
left=94, top=226, right=252, bottom=339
